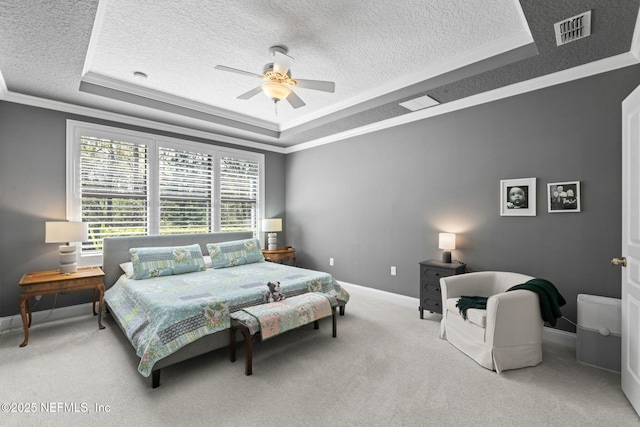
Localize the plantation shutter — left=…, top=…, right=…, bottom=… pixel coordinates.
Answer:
left=80, top=136, right=148, bottom=252
left=159, top=147, right=213, bottom=234
left=219, top=156, right=259, bottom=233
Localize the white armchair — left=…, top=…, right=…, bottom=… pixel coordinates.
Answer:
left=439, top=271, right=543, bottom=373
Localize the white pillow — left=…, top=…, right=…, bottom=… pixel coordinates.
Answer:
left=119, top=262, right=134, bottom=278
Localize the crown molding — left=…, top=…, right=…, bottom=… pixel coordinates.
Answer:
left=280, top=30, right=534, bottom=132
left=0, top=90, right=286, bottom=154
left=0, top=68, right=7, bottom=96
left=286, top=51, right=640, bottom=154
left=80, top=71, right=279, bottom=132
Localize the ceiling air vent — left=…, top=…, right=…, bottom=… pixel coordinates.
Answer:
left=399, top=95, right=439, bottom=111
left=554, top=10, right=592, bottom=46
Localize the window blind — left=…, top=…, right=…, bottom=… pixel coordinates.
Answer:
left=68, top=121, right=264, bottom=264
left=220, top=156, right=259, bottom=233
left=80, top=136, right=148, bottom=252
left=159, top=147, right=213, bottom=235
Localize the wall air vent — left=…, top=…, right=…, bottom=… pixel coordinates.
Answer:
left=554, top=10, right=592, bottom=46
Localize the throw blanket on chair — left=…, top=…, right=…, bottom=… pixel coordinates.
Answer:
left=456, top=296, right=488, bottom=320
left=507, top=278, right=566, bottom=326
left=456, top=278, right=566, bottom=326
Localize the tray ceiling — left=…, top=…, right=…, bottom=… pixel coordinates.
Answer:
left=1, top=1, right=639, bottom=151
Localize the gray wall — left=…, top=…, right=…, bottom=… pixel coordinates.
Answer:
left=285, top=65, right=640, bottom=332
left=0, top=102, right=286, bottom=317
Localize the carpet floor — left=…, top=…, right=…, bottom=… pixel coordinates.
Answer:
left=0, top=284, right=637, bottom=426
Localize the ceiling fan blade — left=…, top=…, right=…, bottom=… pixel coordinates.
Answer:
left=286, top=90, right=306, bottom=109
left=293, top=78, right=336, bottom=93
left=215, top=65, right=262, bottom=78
left=273, top=51, right=294, bottom=76
left=237, top=86, right=264, bottom=100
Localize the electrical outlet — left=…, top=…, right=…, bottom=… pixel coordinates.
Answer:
left=391, top=266, right=397, bottom=276
left=329, top=257, right=334, bottom=266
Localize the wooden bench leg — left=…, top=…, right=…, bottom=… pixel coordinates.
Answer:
left=332, top=307, right=337, bottom=338
left=230, top=323, right=237, bottom=363
left=230, top=321, right=254, bottom=375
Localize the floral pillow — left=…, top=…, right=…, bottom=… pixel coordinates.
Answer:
left=206, top=238, right=264, bottom=269
left=130, top=244, right=206, bottom=279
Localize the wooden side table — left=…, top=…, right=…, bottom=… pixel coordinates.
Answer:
left=18, top=266, right=106, bottom=347
left=262, top=247, right=296, bottom=266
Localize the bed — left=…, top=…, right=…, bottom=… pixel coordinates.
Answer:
left=102, top=232, right=349, bottom=387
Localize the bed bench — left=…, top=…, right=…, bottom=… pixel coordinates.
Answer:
left=229, top=294, right=345, bottom=375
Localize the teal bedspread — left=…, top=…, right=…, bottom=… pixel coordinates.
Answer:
left=104, top=261, right=349, bottom=376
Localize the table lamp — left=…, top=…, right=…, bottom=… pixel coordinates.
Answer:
left=45, top=221, right=88, bottom=274
left=261, top=218, right=282, bottom=250
left=439, top=232, right=456, bottom=263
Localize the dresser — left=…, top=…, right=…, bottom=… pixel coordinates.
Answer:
left=419, top=259, right=465, bottom=318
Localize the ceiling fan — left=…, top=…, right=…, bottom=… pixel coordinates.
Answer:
left=215, top=46, right=335, bottom=109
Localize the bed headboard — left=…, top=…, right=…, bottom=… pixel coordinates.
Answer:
left=102, top=232, right=253, bottom=288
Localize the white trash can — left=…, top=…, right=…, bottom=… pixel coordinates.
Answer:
left=576, top=294, right=621, bottom=372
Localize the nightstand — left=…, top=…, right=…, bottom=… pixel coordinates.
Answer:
left=262, top=247, right=296, bottom=266
left=419, top=259, right=465, bottom=318
left=18, top=266, right=106, bottom=347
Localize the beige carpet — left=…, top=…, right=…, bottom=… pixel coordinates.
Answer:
left=0, top=284, right=637, bottom=427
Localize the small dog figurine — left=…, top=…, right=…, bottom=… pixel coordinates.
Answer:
left=267, top=281, right=285, bottom=302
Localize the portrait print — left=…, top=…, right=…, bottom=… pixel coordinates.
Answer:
left=500, top=178, right=536, bottom=216
left=548, top=181, right=581, bottom=213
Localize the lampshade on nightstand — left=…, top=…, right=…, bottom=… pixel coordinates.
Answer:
left=261, top=218, right=282, bottom=250
left=439, top=233, right=456, bottom=263
left=45, top=221, right=88, bottom=274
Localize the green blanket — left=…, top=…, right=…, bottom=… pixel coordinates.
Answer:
left=507, top=278, right=566, bottom=326
left=456, top=278, right=566, bottom=326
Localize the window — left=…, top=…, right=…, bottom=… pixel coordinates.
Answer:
left=66, top=121, right=264, bottom=266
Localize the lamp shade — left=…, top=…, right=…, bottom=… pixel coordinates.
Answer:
left=261, top=218, right=282, bottom=233
left=45, top=221, right=88, bottom=243
left=262, top=82, right=291, bottom=102
left=438, top=233, right=456, bottom=250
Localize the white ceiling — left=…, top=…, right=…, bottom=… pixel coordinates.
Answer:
left=1, top=1, right=639, bottom=151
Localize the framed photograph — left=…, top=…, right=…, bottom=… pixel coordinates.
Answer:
left=547, top=181, right=581, bottom=213
left=500, top=177, right=536, bottom=216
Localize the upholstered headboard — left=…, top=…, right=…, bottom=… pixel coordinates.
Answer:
left=102, top=232, right=253, bottom=288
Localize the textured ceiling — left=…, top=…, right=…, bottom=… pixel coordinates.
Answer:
left=0, top=1, right=638, bottom=150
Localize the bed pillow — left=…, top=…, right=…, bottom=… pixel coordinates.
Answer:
left=119, top=262, right=135, bottom=278
left=130, top=244, right=206, bottom=279
left=206, top=238, right=264, bottom=269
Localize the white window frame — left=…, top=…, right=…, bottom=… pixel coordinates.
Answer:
left=66, top=120, right=265, bottom=267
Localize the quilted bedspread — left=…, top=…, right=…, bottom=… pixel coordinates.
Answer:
left=104, top=261, right=349, bottom=376
left=242, top=293, right=333, bottom=340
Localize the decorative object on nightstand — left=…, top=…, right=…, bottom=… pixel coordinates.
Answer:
left=419, top=259, right=465, bottom=318
left=45, top=221, right=88, bottom=274
left=438, top=232, right=456, bottom=263
left=261, top=218, right=282, bottom=250
left=262, top=246, right=296, bottom=267
left=18, top=266, right=105, bottom=347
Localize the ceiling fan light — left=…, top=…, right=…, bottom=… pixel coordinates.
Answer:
left=262, top=82, right=291, bottom=102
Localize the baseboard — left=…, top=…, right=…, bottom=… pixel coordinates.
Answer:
left=338, top=281, right=420, bottom=310
left=542, top=326, right=576, bottom=349
left=338, top=281, right=577, bottom=349
left=0, top=302, right=95, bottom=335
left=2, top=283, right=578, bottom=350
